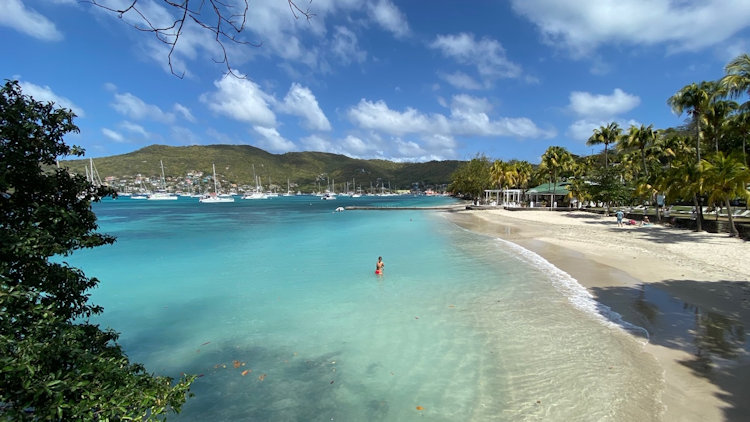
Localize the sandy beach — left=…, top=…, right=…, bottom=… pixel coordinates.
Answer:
left=447, top=208, right=750, bottom=422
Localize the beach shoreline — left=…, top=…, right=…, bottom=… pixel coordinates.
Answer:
left=446, top=208, right=750, bottom=422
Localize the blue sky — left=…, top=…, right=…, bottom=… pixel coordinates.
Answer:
left=3, top=0, right=750, bottom=163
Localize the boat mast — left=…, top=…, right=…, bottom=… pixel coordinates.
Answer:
left=160, top=160, right=167, bottom=190
left=212, top=163, right=219, bottom=194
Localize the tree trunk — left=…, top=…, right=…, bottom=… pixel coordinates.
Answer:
left=604, top=144, right=608, bottom=168
left=696, top=119, right=701, bottom=162
left=725, top=198, right=738, bottom=237
left=693, top=194, right=703, bottom=232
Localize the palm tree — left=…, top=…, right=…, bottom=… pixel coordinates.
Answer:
left=622, top=124, right=657, bottom=178
left=703, top=99, right=738, bottom=153
left=667, top=81, right=721, bottom=162
left=701, top=152, right=750, bottom=237
left=566, top=161, right=591, bottom=209
left=728, top=107, right=750, bottom=165
left=539, top=146, right=574, bottom=208
left=490, top=160, right=513, bottom=190
left=514, top=160, right=533, bottom=191
left=658, top=158, right=707, bottom=232
left=721, top=53, right=750, bottom=102
left=587, top=122, right=622, bottom=168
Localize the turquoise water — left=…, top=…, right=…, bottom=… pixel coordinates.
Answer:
left=66, top=196, right=665, bottom=421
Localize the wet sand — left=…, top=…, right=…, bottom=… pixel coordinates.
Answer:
left=446, top=208, right=750, bottom=422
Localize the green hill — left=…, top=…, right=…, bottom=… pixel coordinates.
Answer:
left=61, top=144, right=461, bottom=192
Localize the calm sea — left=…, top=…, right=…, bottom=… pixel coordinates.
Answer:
left=65, top=195, right=664, bottom=421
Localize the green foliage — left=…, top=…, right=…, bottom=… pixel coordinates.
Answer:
left=701, top=152, right=750, bottom=236
left=587, top=122, right=622, bottom=168
left=449, top=155, right=492, bottom=199
left=539, top=146, right=575, bottom=186
left=587, top=167, right=630, bottom=208
left=0, top=80, right=195, bottom=420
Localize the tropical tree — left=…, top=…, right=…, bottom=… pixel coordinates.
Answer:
left=588, top=166, right=630, bottom=214
left=0, top=81, right=195, bottom=420
left=701, top=152, right=750, bottom=237
left=702, top=99, right=738, bottom=153
left=566, top=161, right=592, bottom=209
left=490, top=160, right=514, bottom=191
left=667, top=81, right=722, bottom=162
left=539, top=146, right=574, bottom=208
left=658, top=158, right=707, bottom=232
left=721, top=53, right=750, bottom=105
left=622, top=124, right=657, bottom=179
left=587, top=122, right=622, bottom=168
left=449, top=154, right=492, bottom=201
left=513, top=160, right=534, bottom=192
left=727, top=106, right=750, bottom=165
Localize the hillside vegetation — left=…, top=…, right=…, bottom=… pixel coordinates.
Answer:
left=61, top=144, right=461, bottom=191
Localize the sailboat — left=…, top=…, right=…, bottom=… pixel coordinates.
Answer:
left=200, top=164, right=235, bottom=203
left=320, top=177, right=336, bottom=200
left=242, top=164, right=268, bottom=199
left=283, top=179, right=293, bottom=197
left=147, top=160, right=178, bottom=200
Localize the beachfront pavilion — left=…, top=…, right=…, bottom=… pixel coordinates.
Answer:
left=484, top=188, right=523, bottom=207
left=526, top=182, right=570, bottom=208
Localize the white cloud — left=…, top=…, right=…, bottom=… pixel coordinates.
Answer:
left=510, top=0, right=750, bottom=55
left=348, top=99, right=435, bottom=135
left=568, top=88, right=640, bottom=119
left=340, top=135, right=372, bottom=156
left=348, top=95, right=555, bottom=142
left=438, top=71, right=482, bottom=90
left=201, top=75, right=276, bottom=127
left=301, top=131, right=457, bottom=161
left=367, top=0, right=410, bottom=38
left=395, top=139, right=426, bottom=157
left=252, top=126, right=296, bottom=152
left=173, top=104, right=196, bottom=123
left=300, top=134, right=334, bottom=152
left=0, top=0, right=62, bottom=41
left=111, top=92, right=174, bottom=123
left=279, top=83, right=331, bottom=131
left=430, top=33, right=522, bottom=83
left=299, top=134, right=375, bottom=158
left=119, top=121, right=150, bottom=138
left=19, top=81, right=84, bottom=116
left=102, top=128, right=126, bottom=143
left=447, top=95, right=555, bottom=138
left=423, top=133, right=457, bottom=151
left=566, top=89, right=640, bottom=140
left=92, top=0, right=405, bottom=75
left=331, top=26, right=367, bottom=65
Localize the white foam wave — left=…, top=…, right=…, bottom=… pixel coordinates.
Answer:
left=493, top=237, right=651, bottom=341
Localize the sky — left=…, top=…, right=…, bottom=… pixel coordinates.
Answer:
left=2, top=0, right=750, bottom=164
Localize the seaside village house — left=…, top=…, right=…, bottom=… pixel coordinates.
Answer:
left=485, top=181, right=573, bottom=208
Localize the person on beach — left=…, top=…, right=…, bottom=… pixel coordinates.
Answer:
left=616, top=209, right=624, bottom=227
left=375, top=256, right=385, bottom=275
left=641, top=216, right=651, bottom=226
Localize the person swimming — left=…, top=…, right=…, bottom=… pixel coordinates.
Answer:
left=375, top=256, right=384, bottom=275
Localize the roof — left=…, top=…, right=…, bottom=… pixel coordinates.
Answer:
left=527, top=182, right=570, bottom=195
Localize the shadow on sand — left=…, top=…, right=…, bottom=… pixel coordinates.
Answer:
left=590, top=279, right=750, bottom=421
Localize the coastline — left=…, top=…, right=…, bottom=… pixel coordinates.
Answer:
left=446, top=208, right=750, bottom=422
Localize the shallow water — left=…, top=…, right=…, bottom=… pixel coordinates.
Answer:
left=67, top=196, right=665, bottom=421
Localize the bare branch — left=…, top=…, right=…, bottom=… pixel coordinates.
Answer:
left=288, top=0, right=315, bottom=20
left=87, top=0, right=307, bottom=78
